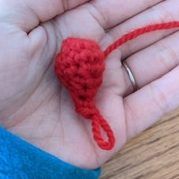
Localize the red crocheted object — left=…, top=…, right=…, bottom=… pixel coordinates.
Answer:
left=55, top=21, right=179, bottom=150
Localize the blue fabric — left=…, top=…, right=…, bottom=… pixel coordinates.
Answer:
left=0, top=127, right=101, bottom=179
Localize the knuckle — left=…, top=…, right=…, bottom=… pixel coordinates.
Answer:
left=87, top=2, right=107, bottom=28
left=148, top=82, right=169, bottom=114
left=157, top=42, right=178, bottom=70
left=124, top=98, right=139, bottom=138
left=150, top=4, right=177, bottom=23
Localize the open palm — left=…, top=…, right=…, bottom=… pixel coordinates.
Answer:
left=1, top=0, right=179, bottom=169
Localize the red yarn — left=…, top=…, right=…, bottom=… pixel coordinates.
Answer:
left=55, top=21, right=179, bottom=150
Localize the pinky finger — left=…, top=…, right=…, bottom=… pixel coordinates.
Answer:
left=124, top=65, right=179, bottom=139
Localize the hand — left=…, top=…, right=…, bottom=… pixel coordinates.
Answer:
left=1, top=0, right=179, bottom=169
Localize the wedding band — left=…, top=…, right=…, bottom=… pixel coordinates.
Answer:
left=123, top=61, right=138, bottom=91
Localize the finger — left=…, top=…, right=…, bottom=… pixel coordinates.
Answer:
left=124, top=65, right=179, bottom=139
left=106, top=0, right=179, bottom=58
left=123, top=31, right=179, bottom=88
left=88, top=0, right=163, bottom=29
left=0, top=0, right=89, bottom=32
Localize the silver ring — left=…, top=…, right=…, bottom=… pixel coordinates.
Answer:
left=123, top=61, right=138, bottom=91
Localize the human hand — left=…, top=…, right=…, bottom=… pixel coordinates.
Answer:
left=1, top=0, right=179, bottom=169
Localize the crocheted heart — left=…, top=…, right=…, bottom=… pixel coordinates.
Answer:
left=55, top=38, right=115, bottom=150
left=55, top=38, right=105, bottom=114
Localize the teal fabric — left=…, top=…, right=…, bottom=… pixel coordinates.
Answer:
left=0, top=127, right=101, bottom=179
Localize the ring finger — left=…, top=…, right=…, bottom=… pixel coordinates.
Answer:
left=122, top=30, right=179, bottom=94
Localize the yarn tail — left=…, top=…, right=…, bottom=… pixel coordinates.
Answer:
left=104, top=21, right=179, bottom=57
left=91, top=113, right=115, bottom=150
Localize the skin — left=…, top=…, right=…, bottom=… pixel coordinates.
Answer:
left=1, top=0, right=179, bottom=169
